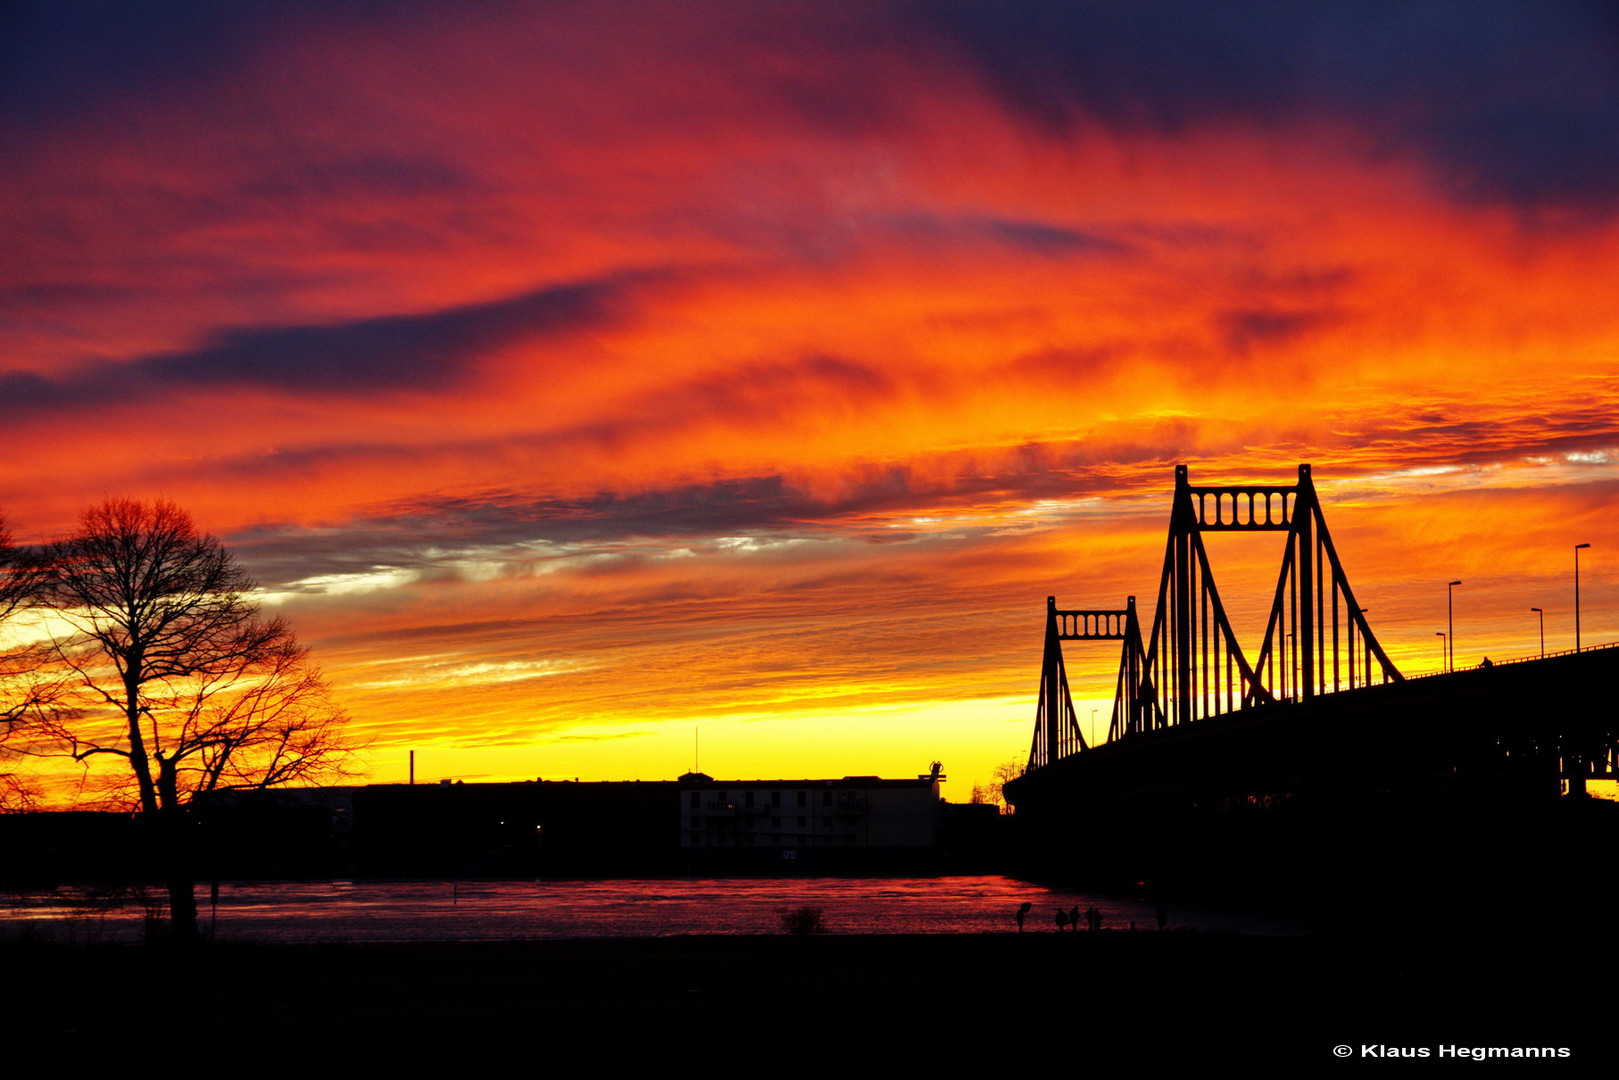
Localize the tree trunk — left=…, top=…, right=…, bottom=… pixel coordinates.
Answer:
left=157, top=760, right=201, bottom=945
left=164, top=864, right=200, bottom=944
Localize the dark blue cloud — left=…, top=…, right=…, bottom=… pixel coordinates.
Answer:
left=0, top=1, right=439, bottom=133
left=977, top=216, right=1131, bottom=256
left=1421, top=97, right=1619, bottom=215
left=1215, top=307, right=1342, bottom=355
left=221, top=386, right=1619, bottom=590
left=234, top=155, right=474, bottom=204
left=0, top=2, right=250, bottom=134
left=156, top=278, right=622, bottom=392
left=224, top=445, right=1147, bottom=586
left=14, top=2, right=1611, bottom=221
left=0, top=274, right=642, bottom=416
left=920, top=0, right=1619, bottom=217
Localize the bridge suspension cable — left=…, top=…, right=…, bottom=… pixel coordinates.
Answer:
left=1028, top=464, right=1403, bottom=772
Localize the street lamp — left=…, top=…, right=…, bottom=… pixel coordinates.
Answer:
left=1435, top=632, right=1446, bottom=673
left=1575, top=543, right=1590, bottom=652
left=1447, top=580, right=1461, bottom=672
left=1531, top=607, right=1545, bottom=658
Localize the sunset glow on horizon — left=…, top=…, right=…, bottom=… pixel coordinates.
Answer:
left=5, top=2, right=1617, bottom=802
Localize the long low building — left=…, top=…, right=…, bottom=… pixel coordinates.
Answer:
left=169, top=762, right=969, bottom=879
left=2, top=763, right=992, bottom=884
left=677, top=764, right=946, bottom=872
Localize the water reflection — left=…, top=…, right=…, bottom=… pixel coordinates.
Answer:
left=4, top=876, right=1307, bottom=943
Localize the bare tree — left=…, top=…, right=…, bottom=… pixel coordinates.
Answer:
left=36, top=499, right=353, bottom=940
left=984, top=758, right=1024, bottom=814
left=0, top=514, right=60, bottom=810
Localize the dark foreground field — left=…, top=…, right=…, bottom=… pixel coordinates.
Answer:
left=9, top=929, right=1607, bottom=1066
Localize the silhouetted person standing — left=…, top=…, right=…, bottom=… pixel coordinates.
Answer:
left=1056, top=908, right=1068, bottom=932
left=1016, top=901, right=1031, bottom=932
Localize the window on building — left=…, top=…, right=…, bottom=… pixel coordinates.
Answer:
left=771, top=790, right=781, bottom=807
left=745, top=791, right=754, bottom=807
left=822, top=789, right=831, bottom=806
left=796, top=791, right=807, bottom=807
left=689, top=791, right=699, bottom=808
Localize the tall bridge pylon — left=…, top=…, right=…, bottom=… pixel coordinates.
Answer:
left=1028, top=464, right=1403, bottom=771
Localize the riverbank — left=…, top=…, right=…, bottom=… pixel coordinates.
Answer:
left=8, top=928, right=1606, bottom=1065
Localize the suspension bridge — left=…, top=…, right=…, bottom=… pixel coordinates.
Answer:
left=1004, top=465, right=1619, bottom=908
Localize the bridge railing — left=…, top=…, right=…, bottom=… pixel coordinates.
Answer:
left=1407, top=638, right=1619, bottom=678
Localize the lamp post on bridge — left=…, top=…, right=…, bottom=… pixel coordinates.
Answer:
left=1575, top=543, right=1590, bottom=652
left=1531, top=607, right=1544, bottom=658
left=1436, top=632, right=1446, bottom=673
left=1447, top=580, right=1461, bottom=672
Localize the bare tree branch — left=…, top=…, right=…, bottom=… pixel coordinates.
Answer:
left=0, top=513, right=66, bottom=809
left=31, top=498, right=358, bottom=942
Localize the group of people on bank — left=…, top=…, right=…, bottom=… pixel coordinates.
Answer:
left=1014, top=900, right=1169, bottom=933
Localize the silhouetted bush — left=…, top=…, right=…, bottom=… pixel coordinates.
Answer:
left=779, top=905, right=826, bottom=934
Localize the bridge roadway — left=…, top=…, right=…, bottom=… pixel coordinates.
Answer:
left=1003, top=644, right=1619, bottom=914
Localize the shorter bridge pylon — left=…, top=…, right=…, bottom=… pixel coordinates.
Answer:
left=1027, top=595, right=1153, bottom=770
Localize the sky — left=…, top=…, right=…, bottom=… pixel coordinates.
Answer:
left=4, top=1, right=1618, bottom=801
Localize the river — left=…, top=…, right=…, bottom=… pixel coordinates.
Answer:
left=3, top=875, right=1308, bottom=943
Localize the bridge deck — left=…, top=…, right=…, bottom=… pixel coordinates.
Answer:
left=1004, top=646, right=1619, bottom=910
left=1010, top=644, right=1619, bottom=809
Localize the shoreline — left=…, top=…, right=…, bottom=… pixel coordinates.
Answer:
left=10, top=927, right=1607, bottom=1064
